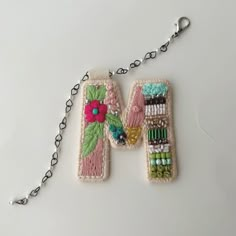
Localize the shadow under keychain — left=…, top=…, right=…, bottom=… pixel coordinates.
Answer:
left=10, top=17, right=191, bottom=205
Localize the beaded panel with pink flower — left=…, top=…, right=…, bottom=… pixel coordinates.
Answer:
left=78, top=78, right=126, bottom=181
left=78, top=76, right=177, bottom=182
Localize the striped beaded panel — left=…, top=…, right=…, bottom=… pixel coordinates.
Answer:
left=142, top=82, right=176, bottom=182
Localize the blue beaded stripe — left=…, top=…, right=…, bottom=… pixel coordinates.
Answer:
left=142, top=83, right=168, bottom=96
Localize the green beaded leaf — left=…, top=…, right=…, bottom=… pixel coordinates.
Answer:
left=82, top=122, right=104, bottom=157
left=105, top=113, right=123, bottom=128
left=86, top=85, right=106, bottom=101
left=95, top=86, right=106, bottom=101
left=97, top=123, right=104, bottom=138
left=86, top=85, right=96, bottom=101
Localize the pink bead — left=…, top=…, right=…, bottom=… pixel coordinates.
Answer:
left=109, top=91, right=115, bottom=98
left=110, top=99, right=116, bottom=105
left=106, top=82, right=113, bottom=90
left=104, top=96, right=112, bottom=103
left=111, top=105, right=119, bottom=111
left=132, top=105, right=142, bottom=113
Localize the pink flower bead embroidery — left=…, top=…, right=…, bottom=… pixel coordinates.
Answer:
left=85, top=100, right=107, bottom=123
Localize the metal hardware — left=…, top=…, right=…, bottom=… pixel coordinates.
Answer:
left=9, top=72, right=89, bottom=206
left=175, top=17, right=191, bottom=36
left=109, top=16, right=191, bottom=76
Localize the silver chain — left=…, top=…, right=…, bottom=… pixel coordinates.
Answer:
left=110, top=16, right=190, bottom=76
left=9, top=16, right=190, bottom=206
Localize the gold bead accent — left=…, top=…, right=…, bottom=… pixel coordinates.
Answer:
left=125, top=127, right=142, bottom=145
left=145, top=117, right=168, bottom=128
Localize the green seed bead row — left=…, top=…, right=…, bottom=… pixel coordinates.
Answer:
left=150, top=165, right=171, bottom=178
left=147, top=128, right=167, bottom=141
left=149, top=152, right=171, bottom=159
left=149, top=152, right=172, bottom=178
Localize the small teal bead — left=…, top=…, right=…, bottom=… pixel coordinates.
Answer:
left=109, top=125, right=116, bottom=132
left=156, top=159, right=162, bottom=165
left=167, top=158, right=172, bottom=165
left=92, top=108, right=99, bottom=115
left=150, top=159, right=156, bottom=166
left=162, top=159, right=167, bottom=165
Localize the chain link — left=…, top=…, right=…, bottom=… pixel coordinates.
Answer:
left=9, top=72, right=89, bottom=205
left=10, top=17, right=190, bottom=206
left=112, top=24, right=187, bottom=76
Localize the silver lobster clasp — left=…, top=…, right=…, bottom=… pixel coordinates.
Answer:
left=175, top=17, right=191, bottom=36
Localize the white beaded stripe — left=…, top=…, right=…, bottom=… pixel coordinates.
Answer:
left=148, top=144, right=170, bottom=153
left=144, top=104, right=166, bottom=116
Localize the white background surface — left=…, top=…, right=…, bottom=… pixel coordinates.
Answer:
left=0, top=0, right=235, bottom=235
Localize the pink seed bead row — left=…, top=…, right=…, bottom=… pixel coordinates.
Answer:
left=104, top=82, right=120, bottom=114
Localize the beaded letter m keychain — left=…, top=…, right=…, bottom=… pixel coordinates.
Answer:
left=10, top=17, right=191, bottom=205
